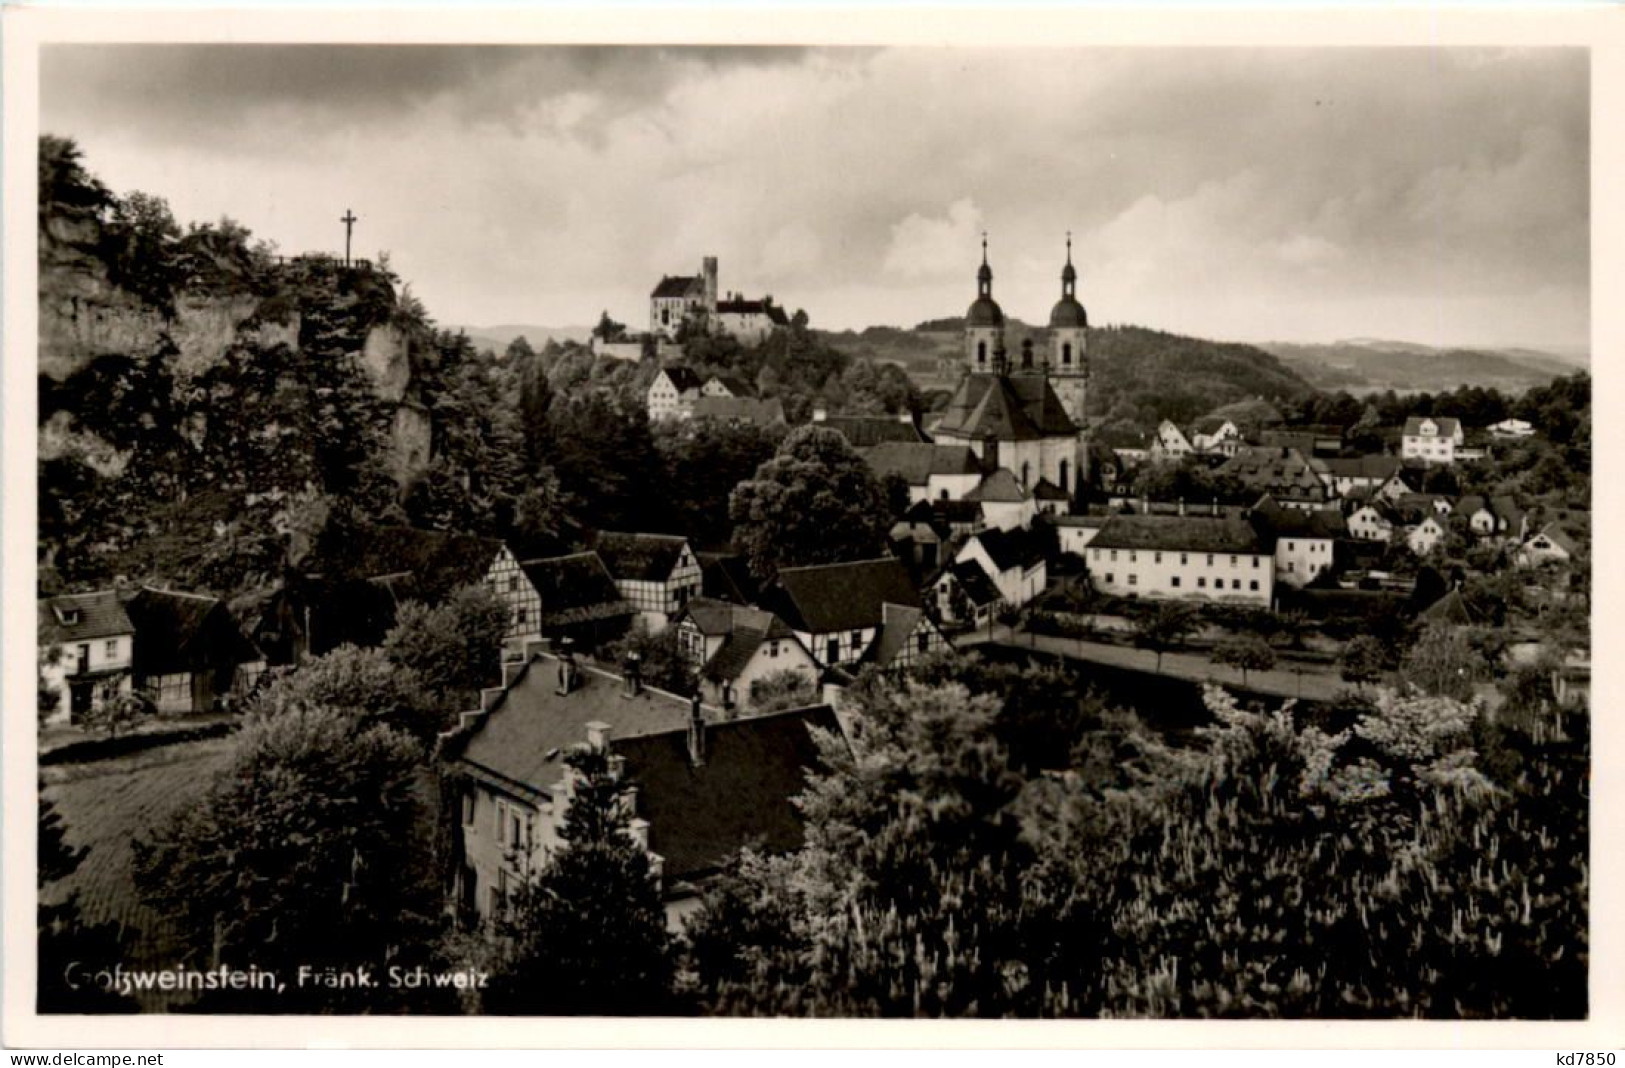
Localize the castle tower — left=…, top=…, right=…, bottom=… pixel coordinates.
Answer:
left=701, top=256, right=719, bottom=315
left=1047, top=233, right=1089, bottom=428
left=964, top=234, right=1006, bottom=374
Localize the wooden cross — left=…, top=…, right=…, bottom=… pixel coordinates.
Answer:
left=341, top=209, right=358, bottom=266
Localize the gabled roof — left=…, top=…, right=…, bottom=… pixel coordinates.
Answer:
left=124, top=587, right=262, bottom=677
left=1420, top=589, right=1476, bottom=626
left=933, top=373, right=1076, bottom=442
left=593, top=532, right=691, bottom=582
left=714, top=299, right=777, bottom=319
left=1031, top=477, right=1070, bottom=501
left=942, top=559, right=1002, bottom=607
left=38, top=589, right=134, bottom=644
left=1454, top=494, right=1491, bottom=517
left=862, top=602, right=938, bottom=668
left=651, top=275, right=704, bottom=300
left=705, top=374, right=756, bottom=398
left=768, top=557, right=922, bottom=633
left=858, top=442, right=985, bottom=486
left=656, top=366, right=704, bottom=392
left=304, top=524, right=506, bottom=603
left=966, top=526, right=1046, bottom=572
left=696, top=552, right=761, bottom=605
left=699, top=610, right=801, bottom=682
left=1253, top=505, right=1346, bottom=540
left=615, top=704, right=842, bottom=881
left=1090, top=514, right=1273, bottom=555
left=676, top=596, right=739, bottom=636
left=1525, top=524, right=1580, bottom=555
left=449, top=652, right=842, bottom=883
left=815, top=414, right=928, bottom=447
left=1319, top=454, right=1402, bottom=480
left=1404, top=415, right=1462, bottom=437
left=519, top=552, right=634, bottom=626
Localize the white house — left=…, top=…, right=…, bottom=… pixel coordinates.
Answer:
left=956, top=527, right=1047, bottom=609
left=711, top=296, right=788, bottom=346
left=1346, top=504, right=1396, bottom=542
left=1516, top=525, right=1580, bottom=568
left=764, top=557, right=923, bottom=669
left=1489, top=418, right=1535, bottom=439
left=964, top=468, right=1037, bottom=531
left=1453, top=495, right=1527, bottom=542
left=646, top=366, right=706, bottom=422
left=1406, top=515, right=1449, bottom=556
left=1401, top=416, right=1465, bottom=465
left=37, top=590, right=136, bottom=725
left=673, top=598, right=820, bottom=713
left=1085, top=514, right=1275, bottom=607
left=1253, top=498, right=1344, bottom=588
left=592, top=533, right=702, bottom=632
left=1318, top=454, right=1402, bottom=499
left=1191, top=418, right=1243, bottom=456
left=858, top=443, right=987, bottom=505
left=931, top=560, right=1003, bottom=629
left=1053, top=514, right=1109, bottom=557
left=1149, top=420, right=1194, bottom=463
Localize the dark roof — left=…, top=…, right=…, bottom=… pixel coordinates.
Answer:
left=715, top=299, right=776, bottom=318
left=699, top=610, right=800, bottom=682
left=930, top=499, right=984, bottom=525
left=691, top=396, right=786, bottom=426
left=678, top=596, right=739, bottom=636
left=1048, top=296, right=1088, bottom=329
left=859, top=442, right=985, bottom=485
left=305, top=524, right=505, bottom=603
left=38, top=589, right=133, bottom=644
left=1420, top=589, right=1476, bottom=626
left=768, top=557, right=922, bottom=633
left=593, top=532, right=692, bottom=582
left=1320, top=454, right=1401, bottom=480
left=933, top=374, right=1076, bottom=442
left=964, top=468, right=1028, bottom=503
left=706, top=374, right=756, bottom=397
left=124, top=588, right=263, bottom=677
left=1252, top=503, right=1346, bottom=540
left=651, top=275, right=704, bottom=299
left=1218, top=446, right=1330, bottom=498
left=658, top=366, right=704, bottom=392
left=968, top=526, right=1046, bottom=572
left=519, top=553, right=633, bottom=626
left=1404, top=416, right=1462, bottom=436
left=1031, top=477, right=1070, bottom=501
left=945, top=559, right=1002, bottom=606
left=697, top=552, right=760, bottom=605
left=1090, top=514, right=1272, bottom=555
left=815, top=414, right=928, bottom=447
left=862, top=602, right=935, bottom=668
left=615, top=704, right=842, bottom=882
left=966, top=295, right=1005, bottom=328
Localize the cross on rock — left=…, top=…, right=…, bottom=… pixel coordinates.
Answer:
left=341, top=209, right=358, bottom=267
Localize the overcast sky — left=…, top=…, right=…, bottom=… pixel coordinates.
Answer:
left=42, top=45, right=1588, bottom=349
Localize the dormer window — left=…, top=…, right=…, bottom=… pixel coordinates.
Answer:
left=53, top=606, right=80, bottom=627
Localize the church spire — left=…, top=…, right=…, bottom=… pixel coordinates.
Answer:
left=1061, top=231, right=1076, bottom=298
left=977, top=232, right=993, bottom=296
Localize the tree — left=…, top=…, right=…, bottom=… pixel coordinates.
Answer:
left=1338, top=634, right=1389, bottom=689
left=1213, top=634, right=1276, bottom=686
left=592, top=310, right=627, bottom=343
left=78, top=687, right=154, bottom=739
left=38, top=792, right=135, bottom=1012
left=481, top=745, right=673, bottom=1015
left=133, top=705, right=451, bottom=1012
left=728, top=425, right=893, bottom=583
left=748, top=668, right=817, bottom=714
left=382, top=584, right=511, bottom=715
left=1400, top=622, right=1493, bottom=702
left=1131, top=602, right=1199, bottom=672
left=252, top=644, right=441, bottom=745
left=511, top=463, right=581, bottom=558
left=601, top=621, right=694, bottom=697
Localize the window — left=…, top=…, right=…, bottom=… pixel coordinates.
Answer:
left=850, top=630, right=862, bottom=648
left=462, top=791, right=475, bottom=827
left=1252, top=557, right=1260, bottom=568
left=1062, top=342, right=1072, bottom=365
left=1232, top=579, right=1241, bottom=590
left=1287, top=562, right=1294, bottom=573
left=495, top=800, right=507, bottom=845
left=1059, top=460, right=1069, bottom=493
left=1180, top=553, right=1188, bottom=565
left=977, top=341, right=987, bottom=363
left=104, top=639, right=118, bottom=658
left=1250, top=580, right=1259, bottom=591
left=1105, top=573, right=1114, bottom=584
left=1287, top=540, right=1295, bottom=551
left=1128, top=574, right=1138, bottom=587
left=510, top=811, right=524, bottom=850
left=1197, top=577, right=1207, bottom=588
left=1129, top=551, right=1137, bottom=564
left=516, top=607, right=528, bottom=625
left=1154, top=552, right=1162, bottom=564
left=1171, top=576, right=1181, bottom=588
left=917, top=632, right=930, bottom=654
left=1206, top=555, right=1214, bottom=566
left=768, top=641, right=779, bottom=658
left=827, top=639, right=839, bottom=663
left=1230, top=555, right=1238, bottom=567
left=508, top=575, right=519, bottom=592
left=1110, top=550, right=1118, bottom=562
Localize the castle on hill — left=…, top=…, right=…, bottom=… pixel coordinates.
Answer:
left=649, top=256, right=789, bottom=346
left=928, top=236, right=1092, bottom=503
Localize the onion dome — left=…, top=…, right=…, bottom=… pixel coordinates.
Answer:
left=967, top=233, right=1005, bottom=327
left=1049, top=232, right=1088, bottom=328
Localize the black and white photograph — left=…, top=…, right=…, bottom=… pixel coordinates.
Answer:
left=5, top=8, right=1618, bottom=1047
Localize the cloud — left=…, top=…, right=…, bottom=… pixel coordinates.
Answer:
left=39, top=45, right=1588, bottom=348
left=883, top=199, right=984, bottom=280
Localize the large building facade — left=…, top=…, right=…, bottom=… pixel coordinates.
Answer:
left=929, top=238, right=1091, bottom=501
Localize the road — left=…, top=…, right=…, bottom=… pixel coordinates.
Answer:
left=958, top=625, right=1348, bottom=703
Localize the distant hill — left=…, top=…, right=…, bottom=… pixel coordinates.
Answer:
left=450, top=323, right=593, bottom=355
left=1259, top=338, right=1588, bottom=394
left=817, top=322, right=1315, bottom=427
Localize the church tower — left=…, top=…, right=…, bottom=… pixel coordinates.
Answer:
left=964, top=234, right=1006, bottom=374
left=1047, top=233, right=1089, bottom=428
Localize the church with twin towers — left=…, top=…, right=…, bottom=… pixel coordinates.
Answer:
left=930, top=235, right=1092, bottom=502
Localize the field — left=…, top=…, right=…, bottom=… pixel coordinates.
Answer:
left=42, top=737, right=234, bottom=1006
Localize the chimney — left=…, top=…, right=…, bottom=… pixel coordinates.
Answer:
left=623, top=652, right=643, bottom=698
left=555, top=637, right=579, bottom=695
left=687, top=693, right=707, bottom=767
left=585, top=720, right=611, bottom=751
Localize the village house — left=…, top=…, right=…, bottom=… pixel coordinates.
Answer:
left=1405, top=515, right=1449, bottom=556
left=1052, top=514, right=1109, bottom=557
left=123, top=587, right=266, bottom=715
left=1318, top=454, right=1403, bottom=499
left=930, top=498, right=986, bottom=539
left=1346, top=503, right=1398, bottom=543
left=1218, top=445, right=1332, bottom=509
left=1517, top=524, right=1581, bottom=568
left=762, top=557, right=923, bottom=669
left=890, top=500, right=953, bottom=575
left=1148, top=420, right=1195, bottom=463
left=1401, top=415, right=1465, bottom=465
left=1251, top=496, right=1345, bottom=589
left=1453, top=495, right=1528, bottom=542
left=711, top=295, right=789, bottom=346
left=858, top=442, right=987, bottom=505
left=1085, top=514, right=1275, bottom=607
left=930, top=559, right=1003, bottom=629
left=514, top=552, right=636, bottom=651
left=37, top=589, right=135, bottom=725
left=483, top=542, right=541, bottom=651
left=859, top=602, right=953, bottom=673
left=592, top=532, right=702, bottom=631
left=811, top=408, right=929, bottom=447
left=689, top=395, right=786, bottom=428
left=646, top=366, right=705, bottom=422
left=1031, top=478, right=1071, bottom=516
left=1489, top=417, right=1536, bottom=439
left=1190, top=417, right=1244, bottom=457
left=955, top=527, right=1048, bottom=609
left=443, top=643, right=842, bottom=928
left=673, top=598, right=819, bottom=713
left=700, top=374, right=755, bottom=400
